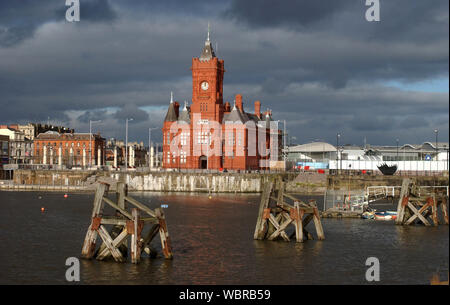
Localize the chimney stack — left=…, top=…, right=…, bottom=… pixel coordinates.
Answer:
left=235, top=94, right=243, bottom=112
left=254, top=100, right=261, bottom=118
left=174, top=102, right=180, bottom=117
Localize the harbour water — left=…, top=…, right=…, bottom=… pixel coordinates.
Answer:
left=0, top=191, right=448, bottom=284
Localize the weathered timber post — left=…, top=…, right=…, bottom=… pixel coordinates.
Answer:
left=396, top=178, right=412, bottom=225
left=311, top=201, right=325, bottom=240
left=130, top=208, right=143, bottom=264
left=81, top=182, right=108, bottom=258
left=116, top=182, right=127, bottom=209
left=441, top=197, right=449, bottom=225
left=254, top=181, right=274, bottom=240
left=155, top=207, right=173, bottom=259
left=431, top=196, right=439, bottom=226
left=292, top=202, right=304, bottom=242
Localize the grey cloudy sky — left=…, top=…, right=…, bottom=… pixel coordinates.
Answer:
left=0, top=0, right=448, bottom=146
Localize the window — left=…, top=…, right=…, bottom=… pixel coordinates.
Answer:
left=181, top=132, right=190, bottom=146
left=197, top=131, right=210, bottom=144
left=180, top=151, right=187, bottom=164
left=228, top=132, right=235, bottom=146
left=166, top=152, right=170, bottom=164
left=166, top=133, right=170, bottom=145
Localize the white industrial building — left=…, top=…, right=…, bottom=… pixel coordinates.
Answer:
left=285, top=141, right=449, bottom=172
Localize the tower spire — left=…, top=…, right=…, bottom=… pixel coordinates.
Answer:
left=170, top=91, right=173, bottom=103
left=207, top=22, right=210, bottom=42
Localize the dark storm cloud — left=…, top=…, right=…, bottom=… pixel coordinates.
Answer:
left=0, top=0, right=117, bottom=47
left=224, top=0, right=349, bottom=28
left=225, top=0, right=448, bottom=41
left=0, top=0, right=448, bottom=144
left=76, top=109, right=110, bottom=123
left=113, top=104, right=149, bottom=122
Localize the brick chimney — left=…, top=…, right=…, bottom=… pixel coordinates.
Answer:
left=174, top=102, right=180, bottom=117
left=254, top=100, right=261, bottom=118
left=235, top=94, right=243, bottom=112
left=224, top=101, right=231, bottom=112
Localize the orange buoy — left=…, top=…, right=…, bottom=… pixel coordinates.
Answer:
left=41, top=207, right=45, bottom=212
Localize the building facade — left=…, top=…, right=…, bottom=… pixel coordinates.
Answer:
left=0, top=135, right=9, bottom=179
left=162, top=31, right=282, bottom=170
left=0, top=127, right=33, bottom=164
left=0, top=135, right=9, bottom=166
left=105, top=138, right=147, bottom=168
left=33, top=132, right=105, bottom=168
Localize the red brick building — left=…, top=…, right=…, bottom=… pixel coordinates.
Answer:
left=33, top=132, right=105, bottom=167
left=162, top=30, right=282, bottom=170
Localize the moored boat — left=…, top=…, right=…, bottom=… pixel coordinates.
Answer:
left=374, top=211, right=397, bottom=220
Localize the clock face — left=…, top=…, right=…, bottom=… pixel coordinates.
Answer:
left=201, top=81, right=209, bottom=91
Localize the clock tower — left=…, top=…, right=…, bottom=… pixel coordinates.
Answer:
left=190, top=27, right=225, bottom=122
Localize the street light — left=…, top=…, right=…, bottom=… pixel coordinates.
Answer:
left=396, top=138, right=399, bottom=161
left=283, top=120, right=287, bottom=163
left=89, top=120, right=102, bottom=168
left=148, top=127, right=158, bottom=167
left=336, top=133, right=341, bottom=173
left=434, top=129, right=438, bottom=161
left=125, top=118, right=133, bottom=170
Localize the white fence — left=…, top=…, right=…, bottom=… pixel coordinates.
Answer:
left=329, top=160, right=448, bottom=172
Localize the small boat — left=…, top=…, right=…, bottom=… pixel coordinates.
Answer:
left=361, top=211, right=375, bottom=219
left=374, top=211, right=397, bottom=220
left=377, top=163, right=398, bottom=175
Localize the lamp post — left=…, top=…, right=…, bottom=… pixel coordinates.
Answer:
left=396, top=138, right=399, bottom=161
left=434, top=129, right=438, bottom=161
left=336, top=133, right=340, bottom=174
left=206, top=131, right=210, bottom=171
left=89, top=120, right=101, bottom=168
left=148, top=127, right=158, bottom=167
left=283, top=120, right=287, bottom=164
left=125, top=118, right=133, bottom=170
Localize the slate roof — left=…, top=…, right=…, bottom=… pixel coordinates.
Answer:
left=223, top=105, right=246, bottom=123
left=178, top=102, right=191, bottom=124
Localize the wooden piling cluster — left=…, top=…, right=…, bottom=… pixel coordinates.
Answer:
left=395, top=178, right=449, bottom=226
left=254, top=178, right=325, bottom=242
left=81, top=182, right=173, bottom=263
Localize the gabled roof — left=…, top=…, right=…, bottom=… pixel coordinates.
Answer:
left=223, top=105, right=246, bottom=124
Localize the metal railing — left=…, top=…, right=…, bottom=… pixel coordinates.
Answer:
left=365, top=185, right=449, bottom=201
